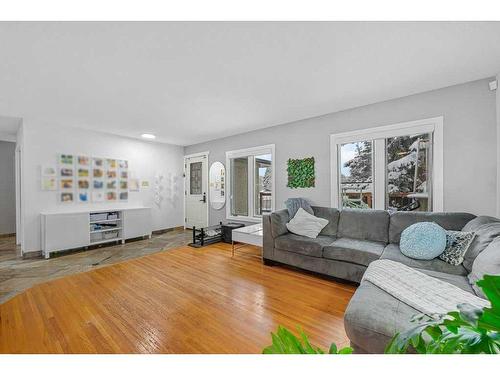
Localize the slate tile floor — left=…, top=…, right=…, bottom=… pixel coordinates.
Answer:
left=0, top=230, right=191, bottom=304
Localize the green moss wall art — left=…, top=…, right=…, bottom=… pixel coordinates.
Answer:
left=287, top=157, right=315, bottom=188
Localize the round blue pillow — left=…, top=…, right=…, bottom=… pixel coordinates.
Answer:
left=399, top=222, right=447, bottom=260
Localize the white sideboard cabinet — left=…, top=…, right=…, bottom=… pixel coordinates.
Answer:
left=41, top=206, right=152, bottom=259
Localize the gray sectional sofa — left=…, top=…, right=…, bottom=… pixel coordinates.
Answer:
left=262, top=206, right=492, bottom=353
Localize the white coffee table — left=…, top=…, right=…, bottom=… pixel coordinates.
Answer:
left=231, top=223, right=263, bottom=257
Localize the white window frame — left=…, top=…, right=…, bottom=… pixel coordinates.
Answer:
left=330, top=116, right=443, bottom=211
left=226, top=144, right=275, bottom=222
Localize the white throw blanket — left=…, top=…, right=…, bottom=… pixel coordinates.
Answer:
left=363, top=260, right=490, bottom=315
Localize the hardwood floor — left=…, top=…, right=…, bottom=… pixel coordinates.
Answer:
left=0, top=243, right=356, bottom=353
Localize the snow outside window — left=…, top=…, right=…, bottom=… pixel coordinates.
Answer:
left=330, top=117, right=443, bottom=212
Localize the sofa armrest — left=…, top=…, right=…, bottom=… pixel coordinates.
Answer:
left=263, top=214, right=274, bottom=260
left=263, top=209, right=290, bottom=261
left=270, top=209, right=290, bottom=238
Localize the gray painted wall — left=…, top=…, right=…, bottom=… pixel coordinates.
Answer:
left=185, top=78, right=497, bottom=225
left=0, top=140, right=16, bottom=235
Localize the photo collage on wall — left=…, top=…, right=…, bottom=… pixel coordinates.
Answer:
left=54, top=154, right=129, bottom=203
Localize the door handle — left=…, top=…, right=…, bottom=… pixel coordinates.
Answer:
left=200, top=192, right=207, bottom=203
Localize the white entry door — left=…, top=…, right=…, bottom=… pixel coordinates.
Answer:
left=185, top=153, right=208, bottom=229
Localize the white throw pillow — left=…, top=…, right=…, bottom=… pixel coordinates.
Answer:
left=286, top=207, right=329, bottom=239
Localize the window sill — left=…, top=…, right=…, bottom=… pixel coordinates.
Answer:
left=226, top=215, right=262, bottom=223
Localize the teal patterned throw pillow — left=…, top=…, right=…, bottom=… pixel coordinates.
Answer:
left=400, top=222, right=447, bottom=260
left=439, top=230, right=476, bottom=266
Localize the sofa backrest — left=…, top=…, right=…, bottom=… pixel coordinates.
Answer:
left=338, top=208, right=390, bottom=243
left=389, top=211, right=476, bottom=244
left=312, top=206, right=340, bottom=236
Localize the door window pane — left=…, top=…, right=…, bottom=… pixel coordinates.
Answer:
left=254, top=154, right=272, bottom=216
left=340, top=141, right=373, bottom=209
left=386, top=133, right=432, bottom=212
left=189, top=162, right=202, bottom=195
left=230, top=157, right=249, bottom=216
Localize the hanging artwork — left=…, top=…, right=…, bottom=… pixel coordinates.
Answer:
left=60, top=192, right=74, bottom=203
left=287, top=157, right=315, bottom=188
left=129, top=178, right=140, bottom=192
left=48, top=154, right=129, bottom=204
left=41, top=164, right=57, bottom=191
left=42, top=177, right=57, bottom=191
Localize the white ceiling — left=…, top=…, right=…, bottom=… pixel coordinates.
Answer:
left=1, top=22, right=500, bottom=146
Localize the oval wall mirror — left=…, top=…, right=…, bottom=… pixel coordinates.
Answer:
left=209, top=161, right=226, bottom=210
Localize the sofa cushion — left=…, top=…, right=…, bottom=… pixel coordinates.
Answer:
left=344, top=281, right=419, bottom=353
left=388, top=211, right=475, bottom=244
left=419, top=269, right=475, bottom=294
left=462, top=222, right=500, bottom=272
left=345, top=270, right=477, bottom=353
left=338, top=208, right=389, bottom=243
left=274, top=233, right=334, bottom=258
left=381, top=243, right=467, bottom=276
left=468, top=236, right=500, bottom=298
left=323, top=238, right=385, bottom=266
left=462, top=215, right=500, bottom=232
left=312, top=206, right=340, bottom=236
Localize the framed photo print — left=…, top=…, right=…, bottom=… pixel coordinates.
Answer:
left=78, top=168, right=89, bottom=178
left=78, top=156, right=90, bottom=166
left=59, top=154, right=74, bottom=165
left=92, top=191, right=104, bottom=202
left=42, top=165, right=57, bottom=176
left=93, top=158, right=104, bottom=169
left=60, top=179, right=73, bottom=190
left=78, top=179, right=90, bottom=189
left=107, top=159, right=117, bottom=170
left=78, top=190, right=89, bottom=203
left=93, top=179, right=104, bottom=189
left=41, top=176, right=57, bottom=191
left=106, top=191, right=117, bottom=201
left=60, top=167, right=73, bottom=177
left=60, top=192, right=73, bottom=203
left=93, top=168, right=104, bottom=178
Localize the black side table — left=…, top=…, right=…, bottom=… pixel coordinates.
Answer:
left=221, top=222, right=245, bottom=244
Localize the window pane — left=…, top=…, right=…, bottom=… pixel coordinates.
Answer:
left=189, top=162, right=202, bottom=195
left=230, top=157, right=248, bottom=216
left=386, top=133, right=432, bottom=212
left=340, top=141, right=373, bottom=209
left=254, top=154, right=272, bottom=216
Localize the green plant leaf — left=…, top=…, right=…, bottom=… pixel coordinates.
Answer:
left=328, top=343, right=338, bottom=354
left=385, top=275, right=500, bottom=354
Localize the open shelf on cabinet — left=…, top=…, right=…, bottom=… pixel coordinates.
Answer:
left=89, top=211, right=123, bottom=244
left=89, top=238, right=123, bottom=246
left=90, top=218, right=122, bottom=224
left=90, top=227, right=122, bottom=234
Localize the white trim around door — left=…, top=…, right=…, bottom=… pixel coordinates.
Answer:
left=330, top=116, right=444, bottom=212
left=184, top=151, right=209, bottom=229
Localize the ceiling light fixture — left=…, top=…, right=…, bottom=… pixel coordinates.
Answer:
left=141, top=133, right=156, bottom=139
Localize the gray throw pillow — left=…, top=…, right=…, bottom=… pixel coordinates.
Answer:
left=284, top=198, right=314, bottom=218
left=463, top=222, right=500, bottom=272
left=468, top=236, right=500, bottom=298
left=439, top=230, right=475, bottom=266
